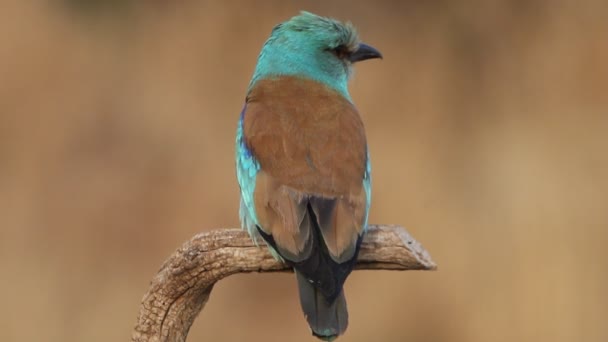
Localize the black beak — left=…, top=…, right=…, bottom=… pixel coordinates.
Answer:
left=349, top=43, right=383, bottom=63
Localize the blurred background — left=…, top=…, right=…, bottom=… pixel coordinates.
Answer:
left=1, top=1, right=607, bottom=341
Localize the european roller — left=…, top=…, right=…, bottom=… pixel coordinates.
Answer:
left=235, top=11, right=381, bottom=341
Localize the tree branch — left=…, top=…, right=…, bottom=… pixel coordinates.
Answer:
left=131, top=224, right=436, bottom=342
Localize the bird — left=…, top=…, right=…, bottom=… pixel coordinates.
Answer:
left=235, top=11, right=381, bottom=341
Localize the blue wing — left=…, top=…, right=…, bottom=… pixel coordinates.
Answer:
left=362, top=149, right=372, bottom=231
left=235, top=108, right=261, bottom=241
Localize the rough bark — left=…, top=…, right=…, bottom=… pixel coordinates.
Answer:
left=131, top=224, right=436, bottom=342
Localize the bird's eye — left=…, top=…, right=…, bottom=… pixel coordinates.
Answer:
left=328, top=45, right=350, bottom=60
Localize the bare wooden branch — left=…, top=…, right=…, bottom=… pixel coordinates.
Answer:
left=131, top=224, right=436, bottom=342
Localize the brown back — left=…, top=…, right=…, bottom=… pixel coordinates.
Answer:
left=244, top=76, right=368, bottom=262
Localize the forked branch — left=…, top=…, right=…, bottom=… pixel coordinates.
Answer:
left=131, top=224, right=436, bottom=342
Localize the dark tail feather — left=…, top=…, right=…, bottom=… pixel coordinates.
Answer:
left=296, top=271, right=348, bottom=341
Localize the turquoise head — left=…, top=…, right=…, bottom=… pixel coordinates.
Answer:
left=249, top=11, right=382, bottom=100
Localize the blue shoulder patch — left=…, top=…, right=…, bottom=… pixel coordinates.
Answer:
left=235, top=107, right=261, bottom=241
left=362, top=149, right=372, bottom=231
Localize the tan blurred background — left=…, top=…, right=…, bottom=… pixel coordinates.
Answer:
left=1, top=1, right=607, bottom=341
